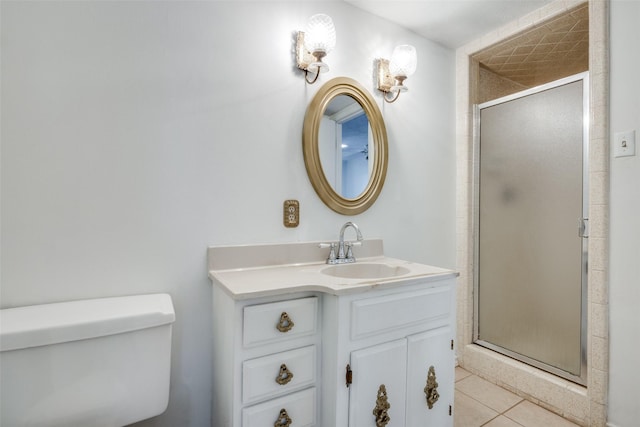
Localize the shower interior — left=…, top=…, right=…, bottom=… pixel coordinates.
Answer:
left=470, top=3, right=589, bottom=385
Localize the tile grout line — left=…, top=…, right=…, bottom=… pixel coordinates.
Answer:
left=480, top=413, right=527, bottom=427
left=501, top=398, right=525, bottom=415
left=500, top=412, right=527, bottom=427
left=480, top=413, right=501, bottom=426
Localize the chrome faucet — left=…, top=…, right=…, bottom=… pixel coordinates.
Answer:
left=338, top=221, right=363, bottom=259
left=321, top=222, right=363, bottom=264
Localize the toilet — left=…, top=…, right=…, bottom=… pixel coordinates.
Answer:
left=0, top=293, right=175, bottom=427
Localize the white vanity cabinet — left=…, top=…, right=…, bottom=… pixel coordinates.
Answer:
left=322, top=276, right=456, bottom=427
left=208, top=240, right=457, bottom=427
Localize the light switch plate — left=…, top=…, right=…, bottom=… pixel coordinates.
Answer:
left=613, top=130, right=636, bottom=158
left=283, top=200, right=299, bottom=228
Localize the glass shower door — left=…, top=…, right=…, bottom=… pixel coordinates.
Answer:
left=475, top=74, right=588, bottom=383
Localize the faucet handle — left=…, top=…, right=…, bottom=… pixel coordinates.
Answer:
left=344, top=241, right=362, bottom=261
left=329, top=243, right=337, bottom=261
left=345, top=242, right=354, bottom=260
left=319, top=242, right=337, bottom=262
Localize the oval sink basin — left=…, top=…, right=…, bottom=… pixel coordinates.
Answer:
left=321, top=263, right=411, bottom=280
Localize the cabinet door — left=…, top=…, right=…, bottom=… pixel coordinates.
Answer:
left=349, top=339, right=407, bottom=427
left=406, top=326, right=454, bottom=426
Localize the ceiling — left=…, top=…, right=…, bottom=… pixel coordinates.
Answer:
left=344, top=0, right=556, bottom=49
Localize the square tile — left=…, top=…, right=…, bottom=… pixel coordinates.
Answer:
left=590, top=302, right=608, bottom=339
left=588, top=269, right=608, bottom=305
left=456, top=375, right=522, bottom=413
left=454, top=392, right=499, bottom=427
left=505, top=400, right=579, bottom=427
left=589, top=401, right=607, bottom=426
left=587, top=368, right=607, bottom=405
left=590, top=335, right=608, bottom=372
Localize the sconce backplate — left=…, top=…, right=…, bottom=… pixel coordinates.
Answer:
left=377, top=59, right=395, bottom=93
left=296, top=32, right=316, bottom=71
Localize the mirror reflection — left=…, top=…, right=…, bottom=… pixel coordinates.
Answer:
left=318, top=95, right=374, bottom=199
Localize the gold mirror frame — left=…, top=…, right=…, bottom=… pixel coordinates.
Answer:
left=303, top=77, right=388, bottom=215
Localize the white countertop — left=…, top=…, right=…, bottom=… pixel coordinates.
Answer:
left=208, top=253, right=457, bottom=300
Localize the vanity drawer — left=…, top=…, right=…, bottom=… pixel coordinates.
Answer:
left=242, top=387, right=316, bottom=427
left=243, top=297, right=318, bottom=347
left=351, top=285, right=452, bottom=340
left=242, top=345, right=316, bottom=404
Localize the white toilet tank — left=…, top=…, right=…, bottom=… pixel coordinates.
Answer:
left=0, top=293, right=175, bottom=427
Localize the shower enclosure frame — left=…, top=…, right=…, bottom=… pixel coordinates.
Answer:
left=472, top=72, right=589, bottom=386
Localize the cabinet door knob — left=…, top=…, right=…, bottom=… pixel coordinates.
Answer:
left=424, top=365, right=440, bottom=409
left=372, top=384, right=391, bottom=427
left=276, top=312, right=295, bottom=332
left=275, top=363, right=294, bottom=385
left=273, top=408, right=292, bottom=427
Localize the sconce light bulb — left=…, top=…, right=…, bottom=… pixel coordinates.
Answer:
left=304, top=14, right=336, bottom=56
left=389, top=44, right=417, bottom=79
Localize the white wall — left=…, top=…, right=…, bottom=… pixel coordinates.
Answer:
left=0, top=2, right=455, bottom=425
left=608, top=1, right=640, bottom=426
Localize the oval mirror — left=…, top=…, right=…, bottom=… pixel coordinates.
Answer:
left=303, top=77, right=388, bottom=215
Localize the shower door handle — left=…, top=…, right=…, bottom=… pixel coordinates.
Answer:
left=578, top=218, right=589, bottom=238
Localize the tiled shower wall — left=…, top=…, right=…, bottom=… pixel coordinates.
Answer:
left=455, top=1, right=609, bottom=426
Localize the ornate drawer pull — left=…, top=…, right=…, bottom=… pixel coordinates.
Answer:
left=424, top=365, right=440, bottom=409
left=274, top=408, right=292, bottom=427
left=372, top=384, right=391, bottom=427
left=276, top=312, right=295, bottom=332
left=275, top=363, right=294, bottom=385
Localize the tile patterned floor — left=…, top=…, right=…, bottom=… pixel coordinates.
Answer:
left=454, top=367, right=579, bottom=427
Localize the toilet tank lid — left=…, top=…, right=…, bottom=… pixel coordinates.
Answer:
left=0, top=294, right=175, bottom=352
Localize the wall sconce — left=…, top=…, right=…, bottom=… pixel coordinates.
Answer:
left=377, top=45, right=418, bottom=103
left=296, top=14, right=336, bottom=84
